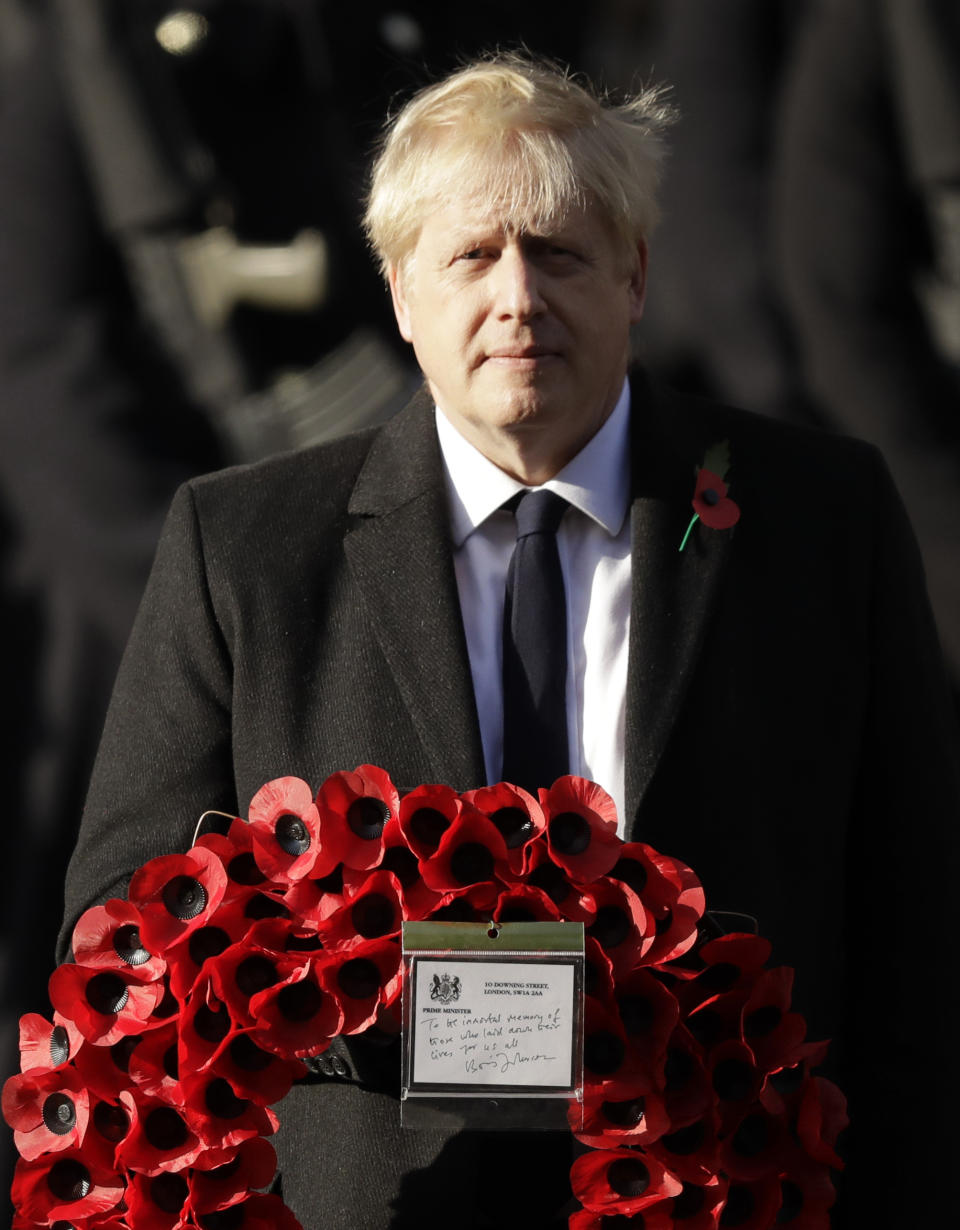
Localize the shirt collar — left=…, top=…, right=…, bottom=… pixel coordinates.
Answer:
left=436, top=379, right=632, bottom=548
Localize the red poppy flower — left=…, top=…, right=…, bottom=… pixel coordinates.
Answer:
left=615, top=968, right=681, bottom=1088
left=80, top=1091, right=138, bottom=1173
left=126, top=1167, right=194, bottom=1229
left=204, top=1029, right=304, bottom=1106
left=707, top=1040, right=763, bottom=1131
left=570, top=1145, right=682, bottom=1216
left=197, top=818, right=273, bottom=903
left=205, top=924, right=303, bottom=1031
left=577, top=1084, right=670, bottom=1149
left=282, top=860, right=347, bottom=925
left=397, top=783, right=461, bottom=860
left=128, top=846, right=228, bottom=954
left=583, top=995, right=647, bottom=1100
left=198, top=1191, right=302, bottom=1230
left=522, top=841, right=596, bottom=923
left=678, top=933, right=773, bottom=1015
left=665, top=1175, right=728, bottom=1229
left=181, top=1070, right=278, bottom=1149
left=322, top=868, right=405, bottom=952
left=73, top=1034, right=144, bottom=1102
left=719, top=1105, right=790, bottom=1181
left=569, top=1203, right=675, bottom=1230
left=115, top=1090, right=204, bottom=1175
left=795, top=1076, right=848, bottom=1171
left=769, top=1157, right=838, bottom=1229
left=491, top=883, right=564, bottom=925
left=715, top=1175, right=782, bottom=1230
left=248, top=956, right=344, bottom=1059
left=649, top=1113, right=721, bottom=1186
left=692, top=468, right=739, bottom=530
left=343, top=816, right=442, bottom=919
left=165, top=909, right=250, bottom=1002
left=583, top=935, right=617, bottom=1006
left=739, top=966, right=810, bottom=1076
left=323, top=937, right=402, bottom=1035
left=584, top=877, right=653, bottom=975
left=12, top=1146, right=124, bottom=1226
left=540, top=777, right=621, bottom=882
left=71, top=898, right=167, bottom=984
left=419, top=805, right=512, bottom=897
left=248, top=776, right=336, bottom=884
left=609, top=845, right=705, bottom=967
left=460, top=782, right=545, bottom=875
left=315, top=764, right=400, bottom=871
left=17, top=1013, right=83, bottom=1074
left=48, top=962, right=164, bottom=1045
left=660, top=1026, right=715, bottom=1131
left=127, top=1019, right=181, bottom=1098
left=191, top=1137, right=277, bottom=1213
left=2, top=1066, right=89, bottom=1161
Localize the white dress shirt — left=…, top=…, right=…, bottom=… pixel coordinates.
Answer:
left=435, top=380, right=632, bottom=832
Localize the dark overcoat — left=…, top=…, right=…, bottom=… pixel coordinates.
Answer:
left=60, top=375, right=960, bottom=1228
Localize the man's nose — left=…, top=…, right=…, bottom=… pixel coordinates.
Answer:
left=493, top=248, right=546, bottom=320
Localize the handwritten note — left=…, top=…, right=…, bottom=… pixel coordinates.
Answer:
left=411, top=958, right=576, bottom=1089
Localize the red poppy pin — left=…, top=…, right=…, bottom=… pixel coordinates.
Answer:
left=679, top=440, right=740, bottom=551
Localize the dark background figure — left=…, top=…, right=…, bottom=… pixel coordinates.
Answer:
left=774, top=0, right=960, bottom=680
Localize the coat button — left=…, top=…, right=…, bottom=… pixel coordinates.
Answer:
left=331, top=1055, right=349, bottom=1078
left=317, top=1056, right=335, bottom=1077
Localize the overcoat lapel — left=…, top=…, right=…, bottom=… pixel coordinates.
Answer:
left=623, top=377, right=735, bottom=835
left=344, top=393, right=487, bottom=789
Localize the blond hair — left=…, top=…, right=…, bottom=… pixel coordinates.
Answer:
left=363, top=54, right=673, bottom=277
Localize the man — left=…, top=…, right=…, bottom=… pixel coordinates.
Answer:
left=60, top=56, right=959, bottom=1227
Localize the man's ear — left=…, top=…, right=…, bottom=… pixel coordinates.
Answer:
left=628, top=239, right=648, bottom=325
left=388, top=263, right=414, bottom=343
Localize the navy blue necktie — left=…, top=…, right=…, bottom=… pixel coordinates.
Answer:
left=501, top=489, right=569, bottom=792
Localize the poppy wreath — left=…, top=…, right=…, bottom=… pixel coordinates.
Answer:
left=4, top=768, right=847, bottom=1229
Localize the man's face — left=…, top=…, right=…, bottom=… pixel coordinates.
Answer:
left=389, top=194, right=647, bottom=479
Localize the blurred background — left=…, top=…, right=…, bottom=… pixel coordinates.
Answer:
left=2, top=0, right=958, bottom=1216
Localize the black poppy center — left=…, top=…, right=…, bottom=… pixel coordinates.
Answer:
left=601, top=1097, right=645, bottom=1127
left=162, top=874, right=208, bottom=921
left=664, top=1047, right=695, bottom=1091
left=275, top=812, right=311, bottom=856
left=93, top=1099, right=130, bottom=1142
left=153, top=986, right=179, bottom=1020
left=688, top=1008, right=724, bottom=1047
left=702, top=487, right=720, bottom=507
left=589, top=904, right=631, bottom=949
left=205, top=1077, right=249, bottom=1120
left=85, top=971, right=129, bottom=1015
left=113, top=924, right=151, bottom=967
left=609, top=856, right=648, bottom=896
left=277, top=979, right=325, bottom=1022
left=199, top=1207, right=245, bottom=1230
left=719, top=1185, right=755, bottom=1226
left=229, top=1033, right=274, bottom=1072
left=227, top=851, right=265, bottom=886
left=151, top=1172, right=189, bottom=1214
left=46, top=1158, right=91, bottom=1201
left=449, top=841, right=494, bottom=885
left=162, top=1045, right=179, bottom=1080
left=380, top=845, right=419, bottom=887
left=698, top=961, right=740, bottom=993
left=607, top=1157, right=650, bottom=1199
left=732, top=1113, right=769, bottom=1158
left=244, top=893, right=290, bottom=921
left=745, top=1004, right=782, bottom=1038
left=235, top=955, right=279, bottom=997
left=351, top=893, right=396, bottom=938
left=145, top=1105, right=189, bottom=1151
left=713, top=1057, right=754, bottom=1102
left=408, top=806, right=449, bottom=850
left=206, top=1155, right=243, bottom=1182
left=188, top=925, right=231, bottom=969
left=661, top=1121, right=706, bottom=1156
left=548, top=811, right=591, bottom=855
left=42, top=1093, right=76, bottom=1136
left=49, top=1025, right=71, bottom=1066
left=110, top=1035, right=140, bottom=1073
left=776, top=1180, right=805, bottom=1223
left=347, top=796, right=390, bottom=840
left=490, top=806, right=534, bottom=849
left=584, top=1029, right=624, bottom=1076
left=528, top=860, right=570, bottom=905
left=193, top=1002, right=231, bottom=1043
left=618, top=993, right=654, bottom=1036
left=338, top=957, right=381, bottom=1000
left=673, top=1183, right=706, bottom=1219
